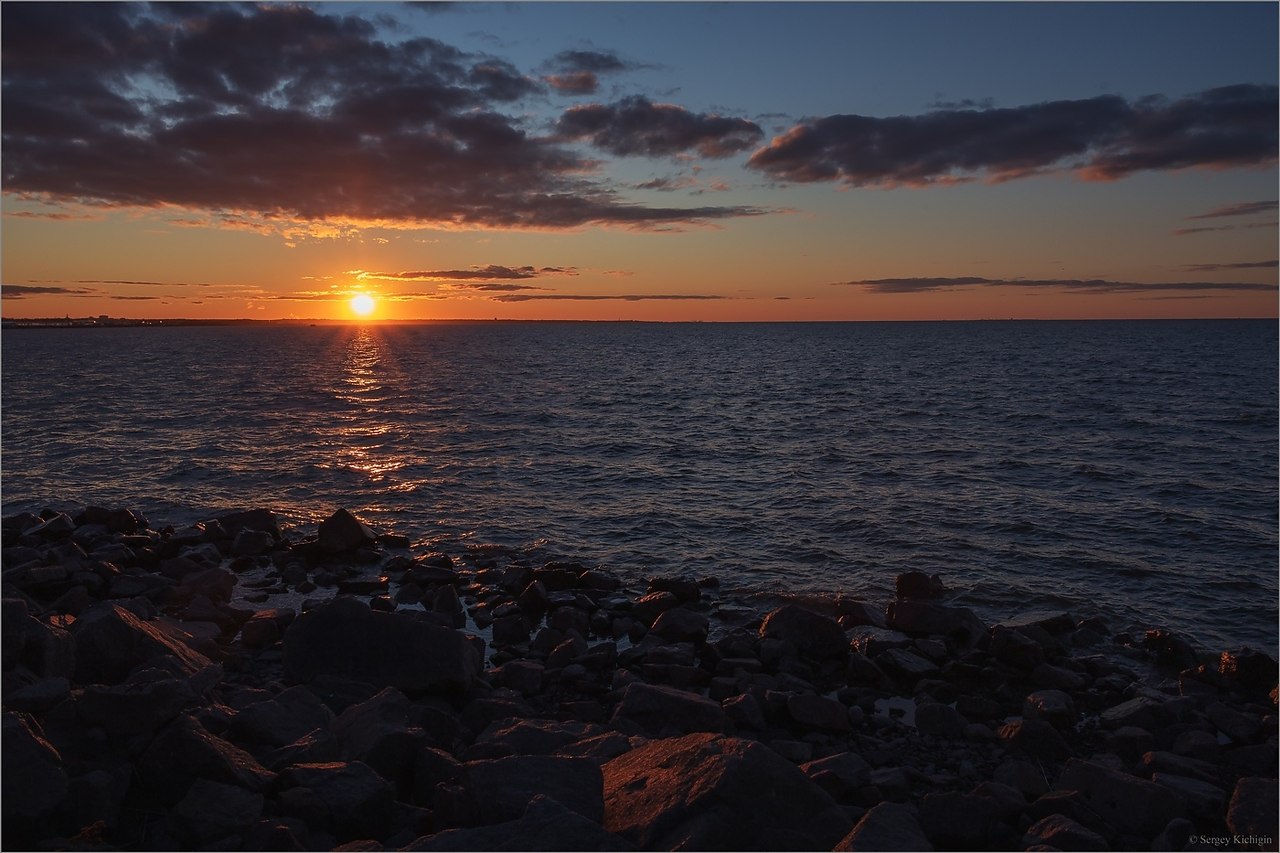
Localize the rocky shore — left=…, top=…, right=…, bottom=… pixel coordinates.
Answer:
left=3, top=505, right=1277, bottom=851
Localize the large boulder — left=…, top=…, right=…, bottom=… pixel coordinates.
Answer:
left=404, top=795, right=632, bottom=851
left=171, top=778, right=265, bottom=846
left=139, top=714, right=275, bottom=803
left=275, top=760, right=395, bottom=842
left=317, top=508, right=377, bottom=554
left=71, top=603, right=213, bottom=685
left=2, top=712, right=69, bottom=820
left=282, top=596, right=481, bottom=694
left=759, top=605, right=848, bottom=659
left=610, top=682, right=724, bottom=737
left=886, top=600, right=986, bottom=647
left=834, top=802, right=932, bottom=851
left=1226, top=777, right=1278, bottom=840
left=1056, top=759, right=1183, bottom=839
left=602, top=732, right=852, bottom=850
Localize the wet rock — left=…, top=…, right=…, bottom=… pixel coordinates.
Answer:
left=874, top=647, right=939, bottom=681
left=988, top=625, right=1045, bottom=670
left=276, top=760, right=395, bottom=842
left=2, top=712, right=69, bottom=820
left=918, top=792, right=1001, bottom=849
left=403, top=794, right=632, bottom=851
left=649, top=607, right=709, bottom=643
left=214, top=509, right=281, bottom=540
left=231, top=528, right=276, bottom=558
left=1056, top=758, right=1183, bottom=838
left=1219, top=647, right=1279, bottom=698
left=466, top=755, right=604, bottom=823
left=612, top=682, right=724, bottom=737
left=835, top=802, right=932, bottom=851
left=318, top=508, right=378, bottom=555
left=895, top=571, right=944, bottom=600
left=760, top=605, right=848, bottom=659
left=1022, top=813, right=1110, bottom=851
left=1227, top=777, right=1278, bottom=840
left=282, top=596, right=481, bottom=694
left=172, top=778, right=265, bottom=845
left=647, top=576, right=701, bottom=603
left=631, top=591, right=679, bottom=627
left=1143, top=628, right=1199, bottom=670
left=603, top=732, right=853, bottom=850
left=886, top=600, right=986, bottom=647
left=71, top=602, right=213, bottom=685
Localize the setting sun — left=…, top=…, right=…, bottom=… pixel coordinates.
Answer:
left=350, top=293, right=376, bottom=317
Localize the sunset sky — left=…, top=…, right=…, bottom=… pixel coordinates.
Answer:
left=2, top=2, right=1277, bottom=321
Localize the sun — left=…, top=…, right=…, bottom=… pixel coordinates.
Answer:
left=349, top=293, right=376, bottom=317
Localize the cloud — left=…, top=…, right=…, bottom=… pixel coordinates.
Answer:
left=1, top=4, right=762, bottom=232
left=76, top=279, right=213, bottom=287
left=442, top=282, right=546, bottom=292
left=491, top=293, right=727, bottom=302
left=356, top=264, right=576, bottom=281
left=542, top=49, right=636, bottom=95
left=556, top=95, right=764, bottom=158
left=2, top=284, right=97, bottom=297
left=835, top=276, right=1277, bottom=294
left=108, top=295, right=161, bottom=300
left=546, top=72, right=600, bottom=96
left=748, top=85, right=1277, bottom=187
left=1185, top=200, right=1278, bottom=220
left=1182, top=260, right=1278, bottom=272
left=1172, top=220, right=1279, bottom=237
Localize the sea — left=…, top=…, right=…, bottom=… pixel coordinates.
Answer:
left=2, top=319, right=1276, bottom=652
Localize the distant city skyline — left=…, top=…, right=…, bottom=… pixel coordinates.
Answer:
left=2, top=2, right=1276, bottom=321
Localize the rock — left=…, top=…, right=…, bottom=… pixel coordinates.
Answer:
left=473, top=719, right=590, bottom=757
left=282, top=596, right=481, bottom=694
left=402, top=794, right=633, bottom=851
left=631, top=591, right=679, bottom=627
left=317, top=508, right=378, bottom=554
left=1022, top=814, right=1110, bottom=851
left=988, top=625, right=1045, bottom=669
left=611, top=682, right=725, bottom=737
left=759, top=605, right=848, bottom=659
left=1139, top=750, right=1220, bottom=784
left=1206, top=700, right=1263, bottom=742
left=886, top=600, right=986, bottom=647
left=723, top=692, right=767, bottom=731
left=1099, top=696, right=1163, bottom=730
left=230, top=685, right=334, bottom=748
left=139, top=714, right=275, bottom=803
left=5, top=676, right=71, bottom=713
left=647, top=576, right=701, bottom=603
left=1142, top=628, right=1199, bottom=670
left=918, top=792, right=1001, bottom=849
left=276, top=760, right=395, bottom=842
left=649, top=607, right=709, bottom=643
left=3, top=602, right=75, bottom=681
left=172, top=778, right=265, bottom=844
left=231, top=528, right=276, bottom=557
left=1056, top=758, right=1183, bottom=838
left=895, top=571, right=944, bottom=600
left=466, top=756, right=604, bottom=823
left=801, top=752, right=872, bottom=798
left=1031, top=662, right=1090, bottom=691
left=1150, top=772, right=1226, bottom=822
left=786, top=692, right=851, bottom=731
left=1024, top=689, right=1078, bottom=729
left=875, top=647, right=940, bottom=681
left=2, top=712, right=69, bottom=820
left=1106, top=726, right=1155, bottom=763
left=914, top=702, right=969, bottom=738
left=835, top=802, right=933, bottom=851
left=835, top=596, right=888, bottom=629
left=1227, top=777, right=1278, bottom=840
left=332, top=688, right=421, bottom=788
left=603, top=733, right=852, bottom=850
left=214, top=509, right=281, bottom=540
left=77, top=675, right=202, bottom=740
left=1219, top=648, right=1278, bottom=697
left=998, top=719, right=1071, bottom=761
left=71, top=602, right=213, bottom=685
left=499, top=660, right=544, bottom=694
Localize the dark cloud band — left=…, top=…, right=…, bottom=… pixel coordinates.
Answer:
left=749, top=85, right=1278, bottom=186
left=836, top=277, right=1277, bottom=294
left=556, top=96, right=764, bottom=158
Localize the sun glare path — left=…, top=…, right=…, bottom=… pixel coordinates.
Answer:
left=350, top=293, right=376, bottom=317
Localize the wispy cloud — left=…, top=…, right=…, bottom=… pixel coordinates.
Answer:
left=491, top=293, right=727, bottom=302
left=354, top=265, right=577, bottom=281
left=542, top=49, right=639, bottom=96
left=749, top=85, right=1278, bottom=187
left=1185, top=200, right=1278, bottom=220
left=2, top=284, right=98, bottom=298
left=835, top=276, right=1277, bottom=294
left=557, top=96, right=764, bottom=158
left=1182, top=260, right=1278, bottom=272
left=1, top=4, right=763, bottom=232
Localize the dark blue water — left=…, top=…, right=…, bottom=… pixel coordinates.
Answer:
left=3, top=320, right=1276, bottom=650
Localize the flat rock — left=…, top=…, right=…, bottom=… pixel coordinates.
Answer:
left=835, top=802, right=933, bottom=851
left=282, top=596, right=481, bottom=694
left=649, top=607, right=709, bottom=643
left=602, top=732, right=852, bottom=850
left=611, top=681, right=724, bottom=737
left=759, top=605, right=848, bottom=659
left=1022, top=813, right=1110, bottom=851
left=1227, top=777, right=1279, bottom=840
left=1056, top=758, right=1183, bottom=838
left=886, top=600, right=986, bottom=646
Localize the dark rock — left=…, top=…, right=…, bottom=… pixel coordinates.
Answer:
left=71, top=602, right=213, bottom=685
left=1151, top=772, right=1226, bottom=822
left=77, top=675, right=201, bottom=740
left=1142, top=628, right=1199, bottom=670
left=318, top=509, right=378, bottom=555
left=231, top=528, right=276, bottom=558
left=282, top=596, right=481, bottom=694
left=1206, top=700, right=1264, bottom=742
left=1219, top=648, right=1279, bottom=697
left=276, top=760, right=395, bottom=842
left=631, top=591, right=679, bottom=627
left=1106, top=726, right=1155, bottom=763
left=603, top=732, right=853, bottom=850
left=835, top=802, right=932, bottom=851
left=612, top=682, right=724, bottom=737
left=760, top=605, right=848, bottom=659
left=914, top=702, right=969, bottom=738
left=3, top=601, right=75, bottom=681
left=499, top=660, right=544, bottom=694
left=230, top=685, right=334, bottom=748
left=647, top=576, right=701, bottom=603
left=332, top=688, right=422, bottom=789
left=801, top=752, right=872, bottom=798
left=402, top=794, right=633, bottom=851
left=1031, top=662, right=1090, bottom=691
left=918, top=792, right=1001, bottom=849
left=649, top=607, right=709, bottom=643
left=473, top=719, right=592, bottom=757
left=6, top=676, right=71, bottom=713
left=1227, top=777, right=1278, bottom=840
left=1139, top=749, right=1220, bottom=784
left=214, top=509, right=281, bottom=540
left=886, top=600, right=986, bottom=647
left=786, top=692, right=851, bottom=731
left=491, top=614, right=532, bottom=647
left=2, top=712, right=69, bottom=820
left=1022, top=814, right=1110, bottom=851
left=172, top=778, right=265, bottom=845
left=723, top=692, right=767, bottom=731
left=1099, top=696, right=1163, bottom=730
left=998, top=718, right=1072, bottom=761
left=139, top=714, right=275, bottom=803
left=988, top=625, right=1045, bottom=669
left=1024, top=688, right=1078, bottom=729
left=466, top=755, right=604, bottom=823
left=874, top=647, right=939, bottom=681
left=993, top=759, right=1049, bottom=800
left=1056, top=758, right=1183, bottom=838
left=895, top=571, right=944, bottom=600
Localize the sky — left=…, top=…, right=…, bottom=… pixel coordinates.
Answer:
left=2, top=1, right=1277, bottom=322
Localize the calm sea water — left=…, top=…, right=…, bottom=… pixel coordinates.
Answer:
left=2, top=320, right=1276, bottom=651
